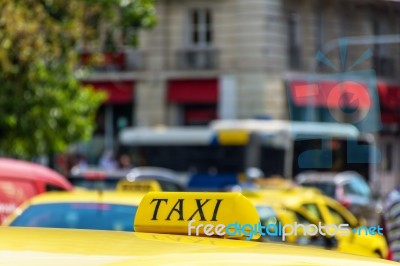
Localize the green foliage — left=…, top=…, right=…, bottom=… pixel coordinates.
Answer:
left=0, top=0, right=156, bottom=157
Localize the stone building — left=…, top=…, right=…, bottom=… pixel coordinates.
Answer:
left=81, top=0, right=400, bottom=189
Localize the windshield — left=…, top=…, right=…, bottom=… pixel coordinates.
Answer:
left=69, top=179, right=119, bottom=190
left=10, top=203, right=137, bottom=231
left=256, top=206, right=283, bottom=243
left=301, top=182, right=336, bottom=198
left=343, top=178, right=372, bottom=198
left=293, top=139, right=371, bottom=181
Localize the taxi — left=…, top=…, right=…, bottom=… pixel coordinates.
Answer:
left=250, top=195, right=331, bottom=246
left=244, top=188, right=388, bottom=259
left=3, top=191, right=145, bottom=231
left=0, top=192, right=398, bottom=265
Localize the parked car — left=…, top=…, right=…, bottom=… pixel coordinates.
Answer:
left=296, top=171, right=382, bottom=226
left=0, top=191, right=397, bottom=266
left=244, top=187, right=388, bottom=259
left=69, top=166, right=186, bottom=191
left=0, top=158, right=72, bottom=224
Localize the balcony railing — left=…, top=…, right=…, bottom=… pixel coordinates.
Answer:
left=79, top=49, right=143, bottom=71
left=176, top=48, right=218, bottom=70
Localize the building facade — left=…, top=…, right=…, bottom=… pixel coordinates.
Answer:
left=81, top=0, right=400, bottom=192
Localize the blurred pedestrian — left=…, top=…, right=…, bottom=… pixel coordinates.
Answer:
left=75, top=154, right=89, bottom=169
left=99, top=150, right=118, bottom=170
left=384, top=186, right=400, bottom=261
left=118, top=153, right=133, bottom=170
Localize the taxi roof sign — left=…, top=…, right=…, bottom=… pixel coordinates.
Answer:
left=116, top=179, right=162, bottom=193
left=134, top=192, right=260, bottom=240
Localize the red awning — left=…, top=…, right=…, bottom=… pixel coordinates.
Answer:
left=83, top=81, right=134, bottom=104
left=167, top=79, right=218, bottom=103
left=378, top=83, right=400, bottom=110
left=289, top=80, right=371, bottom=109
left=378, top=83, right=400, bottom=124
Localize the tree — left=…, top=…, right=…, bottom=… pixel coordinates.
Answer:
left=0, top=0, right=156, bottom=157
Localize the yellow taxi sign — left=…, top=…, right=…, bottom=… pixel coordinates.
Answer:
left=116, top=179, right=162, bottom=192
left=134, top=192, right=260, bottom=240
left=217, top=130, right=249, bottom=145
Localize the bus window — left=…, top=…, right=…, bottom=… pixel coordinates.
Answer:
left=259, top=146, right=285, bottom=177
left=128, top=145, right=247, bottom=173
left=292, top=138, right=372, bottom=182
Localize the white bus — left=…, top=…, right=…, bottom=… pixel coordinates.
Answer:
left=118, top=120, right=377, bottom=190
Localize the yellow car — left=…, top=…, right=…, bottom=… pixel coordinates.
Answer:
left=251, top=196, right=331, bottom=246
left=0, top=192, right=397, bottom=265
left=3, top=191, right=145, bottom=231
left=244, top=188, right=388, bottom=259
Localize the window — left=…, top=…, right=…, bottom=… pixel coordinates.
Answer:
left=315, top=3, right=328, bottom=73
left=10, top=203, right=137, bottom=231
left=302, top=203, right=323, bottom=221
left=294, top=211, right=312, bottom=225
left=327, top=206, right=350, bottom=226
left=256, top=206, right=282, bottom=243
left=373, top=17, right=395, bottom=77
left=131, top=145, right=246, bottom=173
left=45, top=184, right=67, bottom=192
left=183, top=104, right=217, bottom=126
left=301, top=182, right=336, bottom=198
left=343, top=178, right=372, bottom=198
left=189, top=9, right=213, bottom=47
left=287, top=12, right=302, bottom=70
left=383, top=142, right=393, bottom=172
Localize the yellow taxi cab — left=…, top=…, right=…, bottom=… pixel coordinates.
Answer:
left=0, top=192, right=397, bottom=265
left=3, top=191, right=145, bottom=231
left=116, top=179, right=163, bottom=193
left=244, top=188, right=388, bottom=259
left=250, top=195, right=331, bottom=246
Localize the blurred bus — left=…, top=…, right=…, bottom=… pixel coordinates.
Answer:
left=118, top=127, right=243, bottom=190
left=118, top=120, right=377, bottom=191
left=211, top=120, right=377, bottom=184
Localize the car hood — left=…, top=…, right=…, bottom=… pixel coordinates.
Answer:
left=0, top=227, right=397, bottom=266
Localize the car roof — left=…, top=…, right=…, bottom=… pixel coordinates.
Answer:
left=69, top=166, right=182, bottom=184
left=211, top=119, right=360, bottom=139
left=0, top=227, right=395, bottom=266
left=0, top=158, right=72, bottom=189
left=244, top=188, right=322, bottom=207
left=296, top=171, right=364, bottom=185
left=69, top=167, right=131, bottom=180
left=126, top=167, right=179, bottom=181
left=25, top=191, right=145, bottom=206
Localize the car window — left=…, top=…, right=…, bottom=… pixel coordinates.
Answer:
left=256, top=206, right=282, bottom=243
left=301, top=182, right=336, bottom=198
left=288, top=209, right=327, bottom=248
left=70, top=179, right=119, bottom=190
left=343, top=178, right=372, bottom=198
left=302, top=203, right=323, bottom=221
left=45, top=184, right=68, bottom=192
left=256, top=206, right=276, bottom=221
left=10, top=203, right=137, bottom=231
left=157, top=180, right=184, bottom=191
left=294, top=211, right=313, bottom=224
left=326, top=206, right=351, bottom=226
